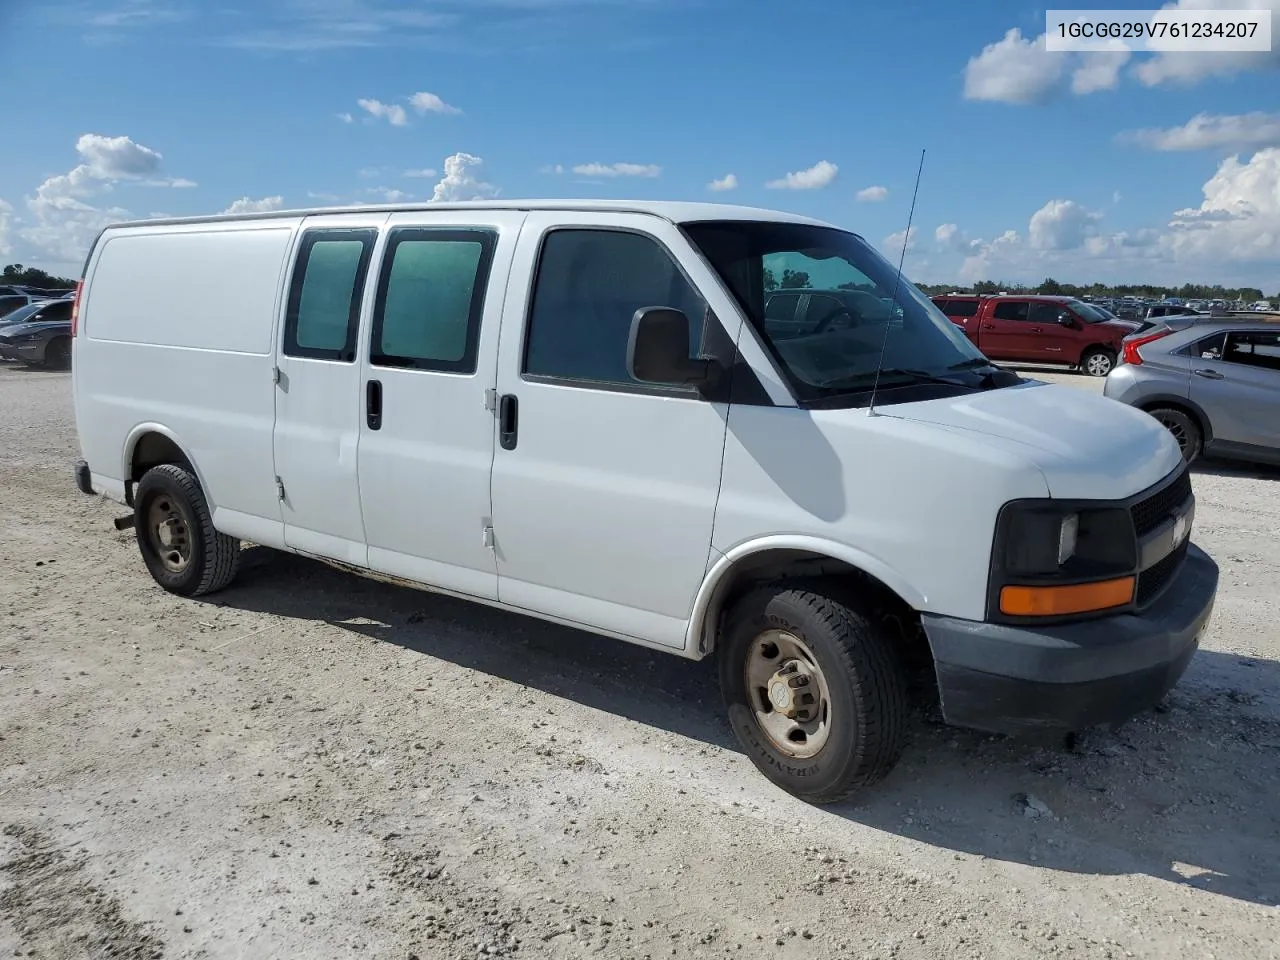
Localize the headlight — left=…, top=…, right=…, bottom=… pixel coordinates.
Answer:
left=989, top=502, right=1137, bottom=621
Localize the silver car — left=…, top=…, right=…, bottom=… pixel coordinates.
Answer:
left=1103, top=315, right=1280, bottom=465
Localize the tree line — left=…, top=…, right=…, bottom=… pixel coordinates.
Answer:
left=914, top=277, right=1275, bottom=303
left=2, top=264, right=77, bottom=289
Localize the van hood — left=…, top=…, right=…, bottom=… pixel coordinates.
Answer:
left=882, top=378, right=1182, bottom=500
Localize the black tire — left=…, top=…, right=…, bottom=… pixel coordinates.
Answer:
left=133, top=463, right=240, bottom=596
left=1147, top=406, right=1203, bottom=462
left=1081, top=347, right=1116, bottom=377
left=44, top=336, right=71, bottom=369
left=719, top=581, right=908, bottom=804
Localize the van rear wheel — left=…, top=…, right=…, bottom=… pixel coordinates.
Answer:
left=134, top=463, right=240, bottom=596
left=719, top=582, right=908, bottom=804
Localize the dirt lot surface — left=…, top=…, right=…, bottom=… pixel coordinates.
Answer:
left=2, top=361, right=1278, bottom=960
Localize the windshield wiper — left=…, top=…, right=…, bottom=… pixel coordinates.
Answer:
left=818, top=368, right=967, bottom=390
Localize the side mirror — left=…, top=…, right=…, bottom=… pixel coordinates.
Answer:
left=627, top=307, right=718, bottom=388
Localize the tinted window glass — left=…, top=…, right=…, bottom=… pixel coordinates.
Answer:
left=285, top=230, right=376, bottom=361
left=33, top=300, right=72, bottom=322
left=1224, top=332, right=1280, bottom=372
left=1028, top=302, right=1062, bottom=324
left=803, top=294, right=851, bottom=329
left=992, top=301, right=1029, bottom=321
left=0, top=296, right=27, bottom=316
left=764, top=293, right=800, bottom=322
left=524, top=229, right=707, bottom=387
left=946, top=299, right=979, bottom=318
left=371, top=230, right=495, bottom=372
left=682, top=220, right=988, bottom=403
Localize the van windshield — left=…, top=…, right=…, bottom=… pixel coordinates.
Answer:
left=681, top=220, right=994, bottom=403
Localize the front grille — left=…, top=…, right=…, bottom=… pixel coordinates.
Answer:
left=1136, top=538, right=1189, bottom=607
left=1130, top=464, right=1192, bottom=537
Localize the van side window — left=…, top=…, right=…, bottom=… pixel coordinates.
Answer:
left=284, top=229, right=376, bottom=362
left=370, top=229, right=496, bottom=373
left=523, top=228, right=707, bottom=388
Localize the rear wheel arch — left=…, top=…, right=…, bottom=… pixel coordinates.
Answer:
left=123, top=426, right=202, bottom=507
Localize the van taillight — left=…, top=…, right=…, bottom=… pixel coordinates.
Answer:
left=1121, top=329, right=1170, bottom=365
left=70, top=280, right=83, bottom=336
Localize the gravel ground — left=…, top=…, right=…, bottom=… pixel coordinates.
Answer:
left=2, top=360, right=1278, bottom=960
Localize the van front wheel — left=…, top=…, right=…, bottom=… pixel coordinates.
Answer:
left=134, top=463, right=240, bottom=596
left=719, top=582, right=908, bottom=804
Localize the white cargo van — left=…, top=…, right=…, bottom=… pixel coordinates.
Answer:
left=70, top=201, right=1218, bottom=802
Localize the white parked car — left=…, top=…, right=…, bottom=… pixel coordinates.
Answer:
left=70, top=200, right=1219, bottom=802
left=1252, top=300, right=1273, bottom=312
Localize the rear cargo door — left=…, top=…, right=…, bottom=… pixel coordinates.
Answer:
left=354, top=210, right=527, bottom=601
left=273, top=213, right=389, bottom=565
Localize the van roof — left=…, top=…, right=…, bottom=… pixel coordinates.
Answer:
left=107, top=199, right=840, bottom=231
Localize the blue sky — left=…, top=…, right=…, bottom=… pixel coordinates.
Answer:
left=2, top=0, right=1278, bottom=291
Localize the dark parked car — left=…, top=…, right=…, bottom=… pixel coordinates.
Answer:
left=0, top=298, right=73, bottom=368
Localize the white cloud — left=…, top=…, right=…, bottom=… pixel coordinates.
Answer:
left=307, top=191, right=342, bottom=202
left=1164, top=148, right=1280, bottom=261
left=1113, top=190, right=1123, bottom=203
left=19, top=133, right=191, bottom=267
left=369, top=187, right=412, bottom=202
left=402, top=168, right=438, bottom=178
left=571, top=162, right=661, bottom=178
left=409, top=91, right=462, bottom=115
left=539, top=164, right=566, bottom=175
left=431, top=153, right=498, bottom=201
left=966, top=3, right=1280, bottom=103
left=765, top=160, right=838, bottom=190
left=1070, top=50, right=1131, bottom=94
left=963, top=29, right=1063, bottom=103
left=222, top=196, right=284, bottom=215
left=707, top=173, right=738, bottom=192
left=856, top=185, right=888, bottom=202
left=944, top=150, right=1280, bottom=287
left=883, top=226, right=917, bottom=253
left=935, top=223, right=959, bottom=246
left=1028, top=199, right=1102, bottom=251
left=357, top=98, right=409, bottom=126
left=337, top=112, right=354, bottom=123
left=1121, top=111, right=1280, bottom=152
left=1134, top=0, right=1280, bottom=87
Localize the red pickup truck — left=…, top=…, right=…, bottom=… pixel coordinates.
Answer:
left=931, top=294, right=1141, bottom=377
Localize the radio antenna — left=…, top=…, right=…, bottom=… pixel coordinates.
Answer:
left=868, top=148, right=926, bottom=417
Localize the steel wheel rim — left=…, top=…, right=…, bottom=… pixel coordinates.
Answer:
left=744, top=629, right=833, bottom=759
left=1087, top=353, right=1111, bottom=376
left=146, top=495, right=192, bottom=573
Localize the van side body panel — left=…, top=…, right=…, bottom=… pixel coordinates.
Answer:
left=75, top=220, right=300, bottom=546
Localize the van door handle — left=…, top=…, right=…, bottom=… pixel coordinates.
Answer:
left=498, top=393, right=518, bottom=450
left=366, top=379, right=383, bottom=430
left=1193, top=368, right=1224, bottom=380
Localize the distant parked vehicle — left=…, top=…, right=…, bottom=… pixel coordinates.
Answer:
left=1252, top=301, right=1274, bottom=312
left=0, top=293, right=55, bottom=318
left=0, top=298, right=73, bottom=368
left=932, top=294, right=1140, bottom=376
left=1104, top=315, right=1280, bottom=465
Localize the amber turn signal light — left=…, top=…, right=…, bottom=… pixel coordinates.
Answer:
left=999, top=576, right=1135, bottom=617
